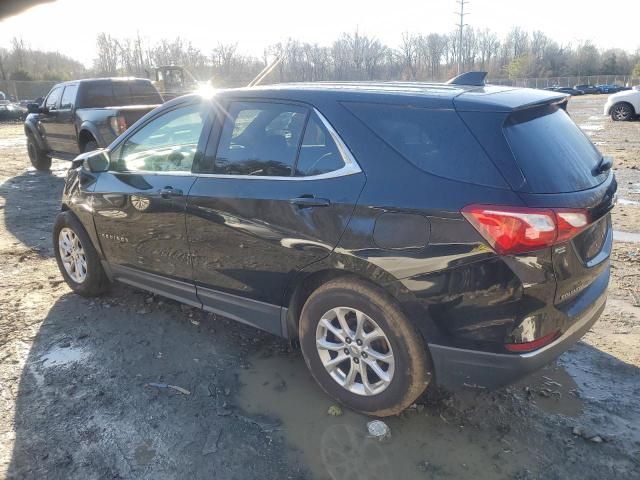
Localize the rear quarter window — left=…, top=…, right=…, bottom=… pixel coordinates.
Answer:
left=343, top=102, right=506, bottom=187
left=129, top=81, right=162, bottom=105
left=79, top=82, right=114, bottom=108
left=503, top=106, right=605, bottom=193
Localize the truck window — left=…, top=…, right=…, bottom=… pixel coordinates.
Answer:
left=130, top=81, right=163, bottom=105
left=60, top=85, right=78, bottom=110
left=44, top=87, right=63, bottom=109
left=78, top=81, right=161, bottom=108
left=80, top=82, right=114, bottom=108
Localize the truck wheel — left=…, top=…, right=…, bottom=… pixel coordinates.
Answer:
left=83, top=139, right=99, bottom=153
left=611, top=102, right=634, bottom=121
left=299, top=277, right=432, bottom=417
left=53, top=211, right=111, bottom=297
left=27, top=134, right=51, bottom=171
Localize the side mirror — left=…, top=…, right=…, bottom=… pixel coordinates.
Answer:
left=74, top=149, right=110, bottom=173
left=86, top=151, right=110, bottom=173
left=27, top=103, right=42, bottom=114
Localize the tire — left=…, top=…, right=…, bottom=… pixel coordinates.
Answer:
left=82, top=139, right=99, bottom=153
left=53, top=211, right=110, bottom=297
left=299, top=278, right=432, bottom=417
left=26, top=134, right=51, bottom=171
left=610, top=103, right=635, bottom=121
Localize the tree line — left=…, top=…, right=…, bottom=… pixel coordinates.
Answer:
left=1, top=27, right=639, bottom=85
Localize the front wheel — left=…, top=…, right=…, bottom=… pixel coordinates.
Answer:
left=611, top=103, right=635, bottom=121
left=53, top=211, right=111, bottom=296
left=299, top=278, right=432, bottom=417
left=27, top=135, right=51, bottom=171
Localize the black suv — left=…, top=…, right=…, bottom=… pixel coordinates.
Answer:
left=54, top=73, right=616, bottom=416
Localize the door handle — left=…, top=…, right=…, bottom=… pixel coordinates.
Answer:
left=158, top=186, right=183, bottom=198
left=289, top=196, right=330, bottom=208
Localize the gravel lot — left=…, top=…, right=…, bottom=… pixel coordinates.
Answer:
left=1, top=94, right=639, bottom=479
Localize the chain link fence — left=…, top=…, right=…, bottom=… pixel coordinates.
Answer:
left=0, top=80, right=58, bottom=102
left=490, top=75, right=640, bottom=89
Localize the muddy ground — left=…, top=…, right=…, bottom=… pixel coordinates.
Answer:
left=0, top=94, right=639, bottom=479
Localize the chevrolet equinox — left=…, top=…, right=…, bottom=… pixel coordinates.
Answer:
left=54, top=72, right=616, bottom=416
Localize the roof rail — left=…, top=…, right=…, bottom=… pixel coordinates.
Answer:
left=445, top=71, right=488, bottom=87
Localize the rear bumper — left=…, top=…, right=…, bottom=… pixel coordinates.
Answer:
left=429, top=266, right=608, bottom=390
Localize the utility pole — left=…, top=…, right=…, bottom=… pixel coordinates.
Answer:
left=455, top=0, right=469, bottom=74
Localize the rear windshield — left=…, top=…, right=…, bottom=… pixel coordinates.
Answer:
left=504, top=106, right=605, bottom=193
left=344, top=102, right=506, bottom=187
left=78, top=81, right=162, bottom=108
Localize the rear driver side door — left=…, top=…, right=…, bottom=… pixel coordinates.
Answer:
left=186, top=99, right=366, bottom=335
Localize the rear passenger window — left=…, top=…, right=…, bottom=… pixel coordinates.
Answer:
left=215, top=102, right=307, bottom=176
left=81, top=82, right=114, bottom=108
left=295, top=115, right=344, bottom=176
left=344, top=102, right=505, bottom=187
left=60, top=85, right=77, bottom=110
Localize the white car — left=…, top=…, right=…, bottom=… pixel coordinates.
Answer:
left=604, top=87, right=640, bottom=121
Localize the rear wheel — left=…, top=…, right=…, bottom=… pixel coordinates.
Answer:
left=53, top=211, right=110, bottom=296
left=27, top=134, right=51, bottom=171
left=611, top=102, right=634, bottom=121
left=299, top=278, right=432, bottom=417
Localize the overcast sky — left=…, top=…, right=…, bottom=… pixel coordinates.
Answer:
left=1, top=0, right=638, bottom=66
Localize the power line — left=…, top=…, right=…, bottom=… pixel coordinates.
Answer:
left=455, top=0, right=469, bottom=74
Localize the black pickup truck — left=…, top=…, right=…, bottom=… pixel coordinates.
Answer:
left=24, top=78, right=163, bottom=170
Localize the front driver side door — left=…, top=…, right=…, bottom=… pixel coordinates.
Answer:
left=39, top=86, right=63, bottom=151
left=92, top=99, right=209, bottom=305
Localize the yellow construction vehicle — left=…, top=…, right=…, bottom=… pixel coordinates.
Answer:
left=151, top=66, right=201, bottom=100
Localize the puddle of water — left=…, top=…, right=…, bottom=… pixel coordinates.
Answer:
left=514, top=364, right=583, bottom=417
left=40, top=345, right=87, bottom=368
left=618, top=198, right=640, bottom=206
left=559, top=342, right=640, bottom=446
left=239, top=351, right=532, bottom=480
left=614, top=231, right=640, bottom=243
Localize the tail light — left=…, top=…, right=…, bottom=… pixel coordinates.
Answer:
left=109, top=114, right=127, bottom=136
left=462, top=204, right=589, bottom=255
left=505, top=330, right=559, bottom=352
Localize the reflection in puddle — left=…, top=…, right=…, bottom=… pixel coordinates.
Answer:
left=239, top=351, right=539, bottom=480
left=40, top=345, right=87, bottom=368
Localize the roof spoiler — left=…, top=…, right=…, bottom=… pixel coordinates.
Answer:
left=446, top=71, right=487, bottom=87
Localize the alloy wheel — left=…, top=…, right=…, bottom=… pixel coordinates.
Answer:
left=612, top=105, right=631, bottom=121
left=315, top=306, right=395, bottom=396
left=58, top=227, right=88, bottom=283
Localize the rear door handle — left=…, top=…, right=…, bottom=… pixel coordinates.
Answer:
left=158, top=186, right=183, bottom=198
left=289, top=196, right=330, bottom=208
